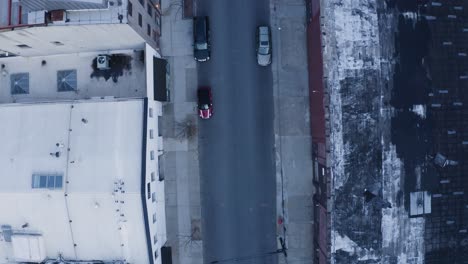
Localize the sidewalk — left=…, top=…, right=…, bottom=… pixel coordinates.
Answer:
left=159, top=1, right=204, bottom=263
left=270, top=0, right=315, bottom=263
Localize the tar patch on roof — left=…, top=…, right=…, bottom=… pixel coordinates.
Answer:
left=90, top=54, right=133, bottom=83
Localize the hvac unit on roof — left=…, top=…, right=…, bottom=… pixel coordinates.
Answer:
left=97, top=55, right=110, bottom=70
left=49, top=10, right=66, bottom=23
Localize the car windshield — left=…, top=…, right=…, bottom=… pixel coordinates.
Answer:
left=201, top=104, right=209, bottom=110
left=259, top=46, right=270, bottom=55
left=196, top=42, right=208, bottom=50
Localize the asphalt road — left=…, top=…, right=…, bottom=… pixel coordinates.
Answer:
left=196, top=0, right=277, bottom=263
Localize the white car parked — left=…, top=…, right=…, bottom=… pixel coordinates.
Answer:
left=256, top=26, right=272, bottom=66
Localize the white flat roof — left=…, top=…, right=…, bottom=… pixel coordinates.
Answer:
left=0, top=50, right=146, bottom=103
left=0, top=100, right=151, bottom=263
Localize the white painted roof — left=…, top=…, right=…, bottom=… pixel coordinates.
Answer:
left=0, top=51, right=146, bottom=103
left=0, top=100, right=151, bottom=263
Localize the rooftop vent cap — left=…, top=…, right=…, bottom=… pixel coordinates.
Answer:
left=97, top=55, right=110, bottom=70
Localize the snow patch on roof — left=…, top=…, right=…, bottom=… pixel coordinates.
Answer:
left=382, top=145, right=425, bottom=263
left=402, top=12, right=418, bottom=21
left=325, top=0, right=381, bottom=190
left=412, top=105, right=426, bottom=119
left=332, top=231, right=381, bottom=261
left=332, top=231, right=358, bottom=254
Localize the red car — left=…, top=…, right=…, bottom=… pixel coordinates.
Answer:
left=197, top=87, right=213, bottom=119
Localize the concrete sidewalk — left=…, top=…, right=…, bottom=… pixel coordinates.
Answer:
left=270, top=0, right=315, bottom=263
left=159, top=1, right=204, bottom=263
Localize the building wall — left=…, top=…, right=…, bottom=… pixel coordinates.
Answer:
left=145, top=98, right=166, bottom=264
left=20, top=0, right=108, bottom=11
left=127, top=0, right=161, bottom=52
left=0, top=23, right=145, bottom=56
left=306, top=0, right=328, bottom=263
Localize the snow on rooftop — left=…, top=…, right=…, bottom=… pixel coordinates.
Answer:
left=325, top=0, right=381, bottom=191
left=323, top=0, right=427, bottom=263
left=0, top=99, right=151, bottom=263
left=412, top=104, right=426, bottom=119
left=0, top=51, right=146, bottom=104
left=382, top=145, right=425, bottom=263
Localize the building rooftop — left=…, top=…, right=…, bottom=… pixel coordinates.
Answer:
left=0, top=50, right=146, bottom=103
left=0, top=99, right=149, bottom=263
left=20, top=0, right=109, bottom=12
left=0, top=0, right=127, bottom=29
left=321, top=0, right=468, bottom=263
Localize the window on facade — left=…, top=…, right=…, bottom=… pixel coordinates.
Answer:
left=154, top=250, right=158, bottom=259
left=147, top=24, right=151, bottom=36
left=150, top=151, right=155, bottom=160
left=152, top=213, right=156, bottom=223
left=32, top=174, right=63, bottom=189
left=153, top=234, right=158, bottom=244
left=149, top=107, right=153, bottom=117
left=158, top=155, right=164, bottom=181
left=128, top=1, right=133, bottom=16
left=147, top=182, right=151, bottom=199
left=138, top=13, right=142, bottom=27
left=139, top=0, right=144, bottom=4
left=150, top=129, right=154, bottom=139
left=151, top=172, right=156, bottom=182
left=158, top=116, right=163, bottom=136
left=152, top=192, right=156, bottom=202
left=155, top=14, right=160, bottom=26
left=147, top=3, right=152, bottom=17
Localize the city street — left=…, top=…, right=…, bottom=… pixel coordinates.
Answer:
left=196, top=0, right=278, bottom=263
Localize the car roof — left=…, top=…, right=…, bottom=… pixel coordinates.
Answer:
left=194, top=17, right=208, bottom=39
left=260, top=35, right=269, bottom=42
left=198, top=88, right=211, bottom=104
left=259, top=26, right=269, bottom=34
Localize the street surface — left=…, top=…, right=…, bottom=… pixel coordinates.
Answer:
left=196, top=0, right=277, bottom=263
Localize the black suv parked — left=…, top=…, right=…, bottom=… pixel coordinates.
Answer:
left=193, top=16, right=210, bottom=62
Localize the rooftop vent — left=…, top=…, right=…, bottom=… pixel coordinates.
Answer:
left=97, top=55, right=110, bottom=70
left=1, top=225, right=13, bottom=242
left=11, top=234, right=46, bottom=263
left=10, top=73, right=30, bottom=95
left=57, top=70, right=77, bottom=92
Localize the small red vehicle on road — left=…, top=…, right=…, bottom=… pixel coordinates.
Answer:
left=197, top=87, right=213, bottom=119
